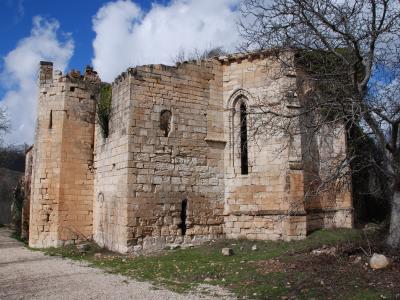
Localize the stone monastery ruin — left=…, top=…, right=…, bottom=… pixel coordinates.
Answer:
left=24, top=50, right=353, bottom=253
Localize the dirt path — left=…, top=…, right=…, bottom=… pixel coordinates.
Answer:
left=0, top=228, right=232, bottom=300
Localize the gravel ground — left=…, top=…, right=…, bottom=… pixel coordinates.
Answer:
left=0, top=228, right=233, bottom=300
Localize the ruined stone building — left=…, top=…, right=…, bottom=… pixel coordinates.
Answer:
left=24, top=50, right=353, bottom=253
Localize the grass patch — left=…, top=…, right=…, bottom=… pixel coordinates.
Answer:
left=36, top=229, right=368, bottom=299
left=343, top=289, right=389, bottom=300
left=36, top=228, right=396, bottom=299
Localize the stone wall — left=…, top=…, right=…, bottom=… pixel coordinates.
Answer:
left=29, top=62, right=98, bottom=248
left=304, top=124, right=353, bottom=232
left=93, top=73, right=132, bottom=252
left=221, top=52, right=307, bottom=240
left=296, top=69, right=353, bottom=232
left=93, top=61, right=225, bottom=252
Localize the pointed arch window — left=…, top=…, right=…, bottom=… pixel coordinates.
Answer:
left=240, top=102, right=248, bottom=175
left=227, top=90, right=252, bottom=176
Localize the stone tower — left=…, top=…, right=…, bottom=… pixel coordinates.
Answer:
left=28, top=62, right=100, bottom=247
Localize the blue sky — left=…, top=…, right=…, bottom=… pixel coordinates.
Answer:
left=0, top=0, right=241, bottom=145
left=0, top=0, right=156, bottom=70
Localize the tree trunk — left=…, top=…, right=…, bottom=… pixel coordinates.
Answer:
left=387, top=186, right=400, bottom=248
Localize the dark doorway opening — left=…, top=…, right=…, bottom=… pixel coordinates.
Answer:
left=179, top=199, right=187, bottom=235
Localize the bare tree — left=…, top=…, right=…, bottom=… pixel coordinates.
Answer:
left=0, top=106, right=9, bottom=145
left=239, top=0, right=400, bottom=247
left=173, top=46, right=227, bottom=64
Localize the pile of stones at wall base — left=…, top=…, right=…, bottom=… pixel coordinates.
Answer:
left=23, top=50, right=353, bottom=253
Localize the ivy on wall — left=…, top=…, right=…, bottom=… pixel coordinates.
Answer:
left=97, top=84, right=112, bottom=139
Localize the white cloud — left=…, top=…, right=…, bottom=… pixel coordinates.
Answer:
left=0, top=16, right=74, bottom=145
left=92, top=0, right=241, bottom=82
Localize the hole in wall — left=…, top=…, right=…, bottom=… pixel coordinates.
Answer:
left=97, top=192, right=104, bottom=208
left=70, top=87, right=75, bottom=92
left=46, top=212, right=50, bottom=222
left=160, top=110, right=172, bottom=137
left=179, top=199, right=187, bottom=236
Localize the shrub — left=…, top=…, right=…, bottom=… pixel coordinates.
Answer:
left=97, top=84, right=112, bottom=139
left=11, top=178, right=24, bottom=235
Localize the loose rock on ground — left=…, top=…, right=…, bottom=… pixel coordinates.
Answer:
left=369, top=253, right=390, bottom=270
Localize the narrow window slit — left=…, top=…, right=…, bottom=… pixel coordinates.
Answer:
left=49, top=110, right=53, bottom=129
left=240, top=103, right=249, bottom=175
left=179, top=199, right=187, bottom=235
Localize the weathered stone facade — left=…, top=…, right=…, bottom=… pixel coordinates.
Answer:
left=28, top=63, right=98, bottom=247
left=26, top=50, right=353, bottom=253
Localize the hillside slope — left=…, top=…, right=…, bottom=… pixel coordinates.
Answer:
left=0, top=167, right=23, bottom=224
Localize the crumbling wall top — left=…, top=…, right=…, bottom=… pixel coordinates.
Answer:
left=39, top=61, right=53, bottom=85
left=214, top=48, right=296, bottom=65
left=39, top=61, right=101, bottom=88
left=111, top=59, right=218, bottom=86
left=65, top=65, right=101, bottom=84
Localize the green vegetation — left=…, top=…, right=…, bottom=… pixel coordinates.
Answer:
left=296, top=49, right=366, bottom=122
left=0, top=145, right=25, bottom=225
left=0, top=145, right=26, bottom=172
left=10, top=230, right=25, bottom=242
left=297, top=48, right=364, bottom=78
left=35, top=228, right=397, bottom=299
left=10, top=179, right=24, bottom=234
left=97, top=84, right=112, bottom=139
